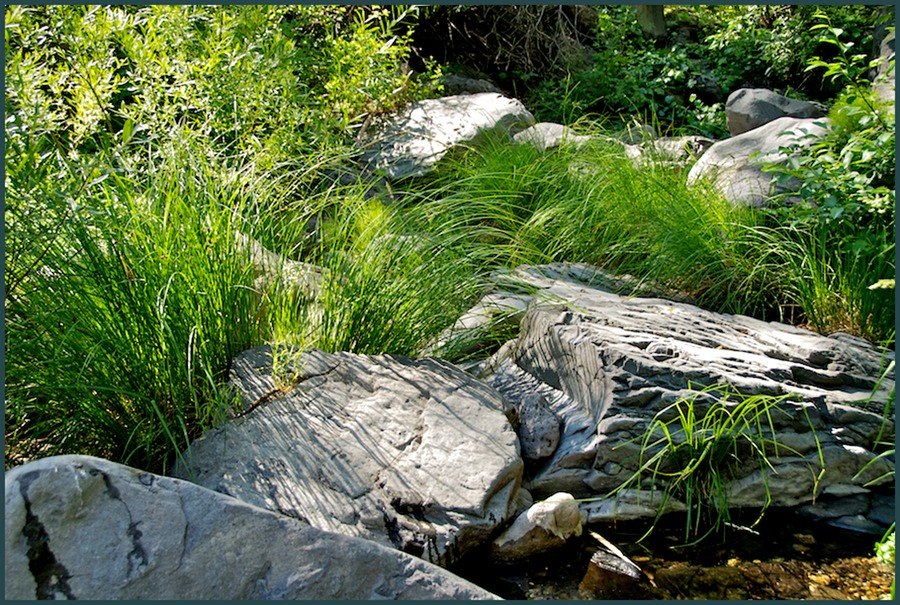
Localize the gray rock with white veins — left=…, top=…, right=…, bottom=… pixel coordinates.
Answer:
left=4, top=455, right=500, bottom=600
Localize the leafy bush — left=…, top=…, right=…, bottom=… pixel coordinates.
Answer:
left=758, top=17, right=895, bottom=342
left=517, top=5, right=885, bottom=136
left=4, top=5, right=438, bottom=167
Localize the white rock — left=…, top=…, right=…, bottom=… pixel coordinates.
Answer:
left=687, top=116, right=830, bottom=207
left=357, top=93, right=535, bottom=179
left=513, top=122, right=593, bottom=151
left=492, top=492, right=585, bottom=561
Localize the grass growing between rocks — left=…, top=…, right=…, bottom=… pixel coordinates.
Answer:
left=411, top=135, right=792, bottom=321
left=6, top=127, right=893, bottom=474
left=4, top=143, right=493, bottom=473
left=268, top=184, right=488, bottom=356
left=611, top=385, right=811, bottom=546
left=5, top=137, right=270, bottom=470
left=5, top=5, right=892, bottom=479
left=750, top=221, right=896, bottom=345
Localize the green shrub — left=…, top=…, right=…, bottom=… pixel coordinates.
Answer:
left=3, top=5, right=437, bottom=167
left=759, top=18, right=895, bottom=343
left=519, top=5, right=884, bottom=136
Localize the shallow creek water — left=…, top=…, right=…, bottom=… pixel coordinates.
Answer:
left=451, top=508, right=894, bottom=600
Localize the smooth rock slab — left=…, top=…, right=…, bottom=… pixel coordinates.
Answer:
left=480, top=264, right=894, bottom=515
left=175, top=347, right=523, bottom=567
left=725, top=88, right=827, bottom=136
left=357, top=92, right=535, bottom=180
left=4, top=455, right=499, bottom=600
left=687, top=116, right=830, bottom=207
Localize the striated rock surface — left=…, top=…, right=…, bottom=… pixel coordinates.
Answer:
left=357, top=92, right=535, bottom=180
left=174, top=347, right=524, bottom=567
left=476, top=264, right=894, bottom=518
left=4, top=455, right=500, bottom=600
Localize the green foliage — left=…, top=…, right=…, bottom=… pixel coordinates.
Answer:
left=4, top=4, right=892, bottom=479
left=525, top=6, right=728, bottom=137
left=758, top=18, right=895, bottom=342
left=521, top=5, right=883, bottom=136
left=4, top=4, right=445, bottom=471
left=420, top=133, right=782, bottom=319
left=322, top=6, right=441, bottom=131
left=3, top=4, right=437, bottom=167
left=759, top=227, right=895, bottom=343
left=612, top=385, right=808, bottom=545
left=5, top=135, right=271, bottom=471
left=875, top=526, right=895, bottom=599
left=272, top=188, right=485, bottom=356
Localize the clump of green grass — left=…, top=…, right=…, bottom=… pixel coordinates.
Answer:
left=4, top=135, right=286, bottom=472
left=4, top=139, right=492, bottom=472
left=410, top=127, right=893, bottom=342
left=269, top=187, right=487, bottom=357
left=745, top=218, right=896, bottom=345
left=611, top=385, right=808, bottom=545
left=414, top=132, right=786, bottom=320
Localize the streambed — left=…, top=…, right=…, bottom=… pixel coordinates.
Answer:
left=451, top=507, right=894, bottom=600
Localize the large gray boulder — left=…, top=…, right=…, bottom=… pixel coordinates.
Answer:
left=725, top=88, right=828, bottom=136
left=687, top=116, right=830, bottom=207
left=4, top=455, right=499, bottom=600
left=476, top=264, right=894, bottom=519
left=357, top=92, right=535, bottom=180
left=174, top=347, right=524, bottom=567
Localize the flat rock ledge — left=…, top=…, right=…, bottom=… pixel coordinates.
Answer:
left=474, top=264, right=894, bottom=517
left=4, top=455, right=499, bottom=600
left=174, top=347, right=524, bottom=567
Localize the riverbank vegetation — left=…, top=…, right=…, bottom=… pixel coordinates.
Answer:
left=5, top=4, right=894, bottom=489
